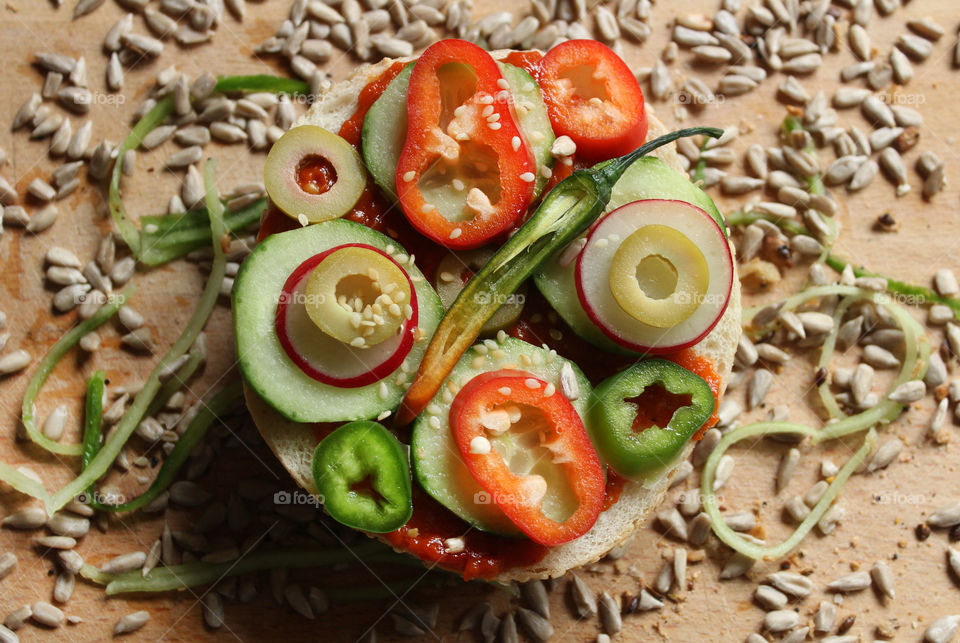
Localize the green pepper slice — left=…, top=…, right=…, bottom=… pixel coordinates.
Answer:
left=589, top=359, right=714, bottom=479
left=312, top=421, right=413, bottom=533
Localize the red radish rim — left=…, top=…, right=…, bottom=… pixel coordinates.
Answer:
left=275, top=243, right=418, bottom=387
left=574, top=199, right=733, bottom=354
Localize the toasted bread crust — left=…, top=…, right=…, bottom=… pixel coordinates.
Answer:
left=246, top=51, right=742, bottom=582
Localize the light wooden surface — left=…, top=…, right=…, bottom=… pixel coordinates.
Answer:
left=0, top=1, right=958, bottom=641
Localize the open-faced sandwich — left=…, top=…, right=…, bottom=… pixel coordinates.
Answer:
left=233, top=38, right=742, bottom=582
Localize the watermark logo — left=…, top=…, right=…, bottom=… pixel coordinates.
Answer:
left=873, top=490, right=929, bottom=506
left=673, top=291, right=729, bottom=306
left=278, top=291, right=330, bottom=306
left=676, top=92, right=726, bottom=107
left=875, top=92, right=926, bottom=106
left=273, top=489, right=323, bottom=507
left=474, top=291, right=525, bottom=306
left=873, top=291, right=927, bottom=307
left=74, top=490, right=126, bottom=505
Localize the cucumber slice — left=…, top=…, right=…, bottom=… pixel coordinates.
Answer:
left=361, top=63, right=413, bottom=199
left=411, top=336, right=592, bottom=535
left=360, top=62, right=554, bottom=199
left=499, top=63, right=555, bottom=195
left=234, top=219, right=443, bottom=423
left=533, top=157, right=725, bottom=354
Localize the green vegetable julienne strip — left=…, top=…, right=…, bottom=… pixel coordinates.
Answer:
left=705, top=286, right=929, bottom=560
left=110, top=74, right=306, bottom=266
left=49, top=161, right=227, bottom=513
left=213, top=75, right=310, bottom=95
left=81, top=371, right=106, bottom=470
left=816, top=298, right=852, bottom=420
left=79, top=542, right=392, bottom=594
left=138, top=197, right=266, bottom=266
left=110, top=96, right=175, bottom=255
left=702, top=424, right=876, bottom=561
left=143, top=350, right=205, bottom=420
left=21, top=289, right=132, bottom=457
left=92, top=380, right=242, bottom=513
left=729, top=210, right=960, bottom=321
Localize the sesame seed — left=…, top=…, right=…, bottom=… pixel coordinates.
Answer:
left=402, top=170, right=415, bottom=182
left=449, top=227, right=462, bottom=239
left=482, top=105, right=494, bottom=117
left=488, top=122, right=501, bottom=130
left=520, top=172, right=536, bottom=182
left=486, top=113, right=501, bottom=122
left=512, top=136, right=521, bottom=151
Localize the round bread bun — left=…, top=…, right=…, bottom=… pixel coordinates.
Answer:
left=244, top=50, right=742, bottom=582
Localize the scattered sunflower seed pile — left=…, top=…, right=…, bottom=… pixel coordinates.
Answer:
left=1, top=0, right=959, bottom=640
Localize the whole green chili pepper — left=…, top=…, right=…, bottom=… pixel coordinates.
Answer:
left=589, top=359, right=715, bottom=479
left=397, top=127, right=723, bottom=424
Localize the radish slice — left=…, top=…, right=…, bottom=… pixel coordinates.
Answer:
left=275, top=244, right=418, bottom=387
left=575, top=199, right=732, bottom=353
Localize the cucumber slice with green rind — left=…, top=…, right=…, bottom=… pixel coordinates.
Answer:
left=411, top=337, right=592, bottom=535
left=361, top=63, right=413, bottom=199
left=499, top=62, right=555, bottom=195
left=233, top=219, right=442, bottom=423
left=360, top=62, right=554, bottom=200
left=533, top=157, right=724, bottom=355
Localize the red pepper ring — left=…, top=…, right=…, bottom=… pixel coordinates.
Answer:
left=395, top=39, right=536, bottom=249
left=449, top=370, right=605, bottom=545
left=537, top=39, right=648, bottom=163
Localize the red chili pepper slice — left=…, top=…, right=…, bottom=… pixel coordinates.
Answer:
left=449, top=369, right=605, bottom=545
left=537, top=40, right=648, bottom=163
left=395, top=39, right=536, bottom=249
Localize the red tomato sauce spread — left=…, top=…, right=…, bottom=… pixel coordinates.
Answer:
left=265, top=58, right=722, bottom=578
left=337, top=61, right=407, bottom=148
left=382, top=489, right=548, bottom=581
left=501, top=50, right=543, bottom=76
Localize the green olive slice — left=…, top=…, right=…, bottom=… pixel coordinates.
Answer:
left=304, top=246, right=412, bottom=347
left=264, top=125, right=366, bottom=224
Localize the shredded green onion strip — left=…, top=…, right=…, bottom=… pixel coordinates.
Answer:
left=90, top=380, right=242, bottom=513
left=702, top=425, right=876, bottom=561
left=79, top=542, right=395, bottom=595
left=143, top=349, right=205, bottom=420
left=81, top=371, right=107, bottom=469
left=20, top=289, right=132, bottom=457
left=47, top=160, right=227, bottom=514
left=703, top=286, right=929, bottom=560
left=816, top=298, right=853, bottom=420
left=110, top=74, right=307, bottom=266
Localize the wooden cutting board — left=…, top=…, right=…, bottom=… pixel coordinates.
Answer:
left=0, top=1, right=958, bottom=641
